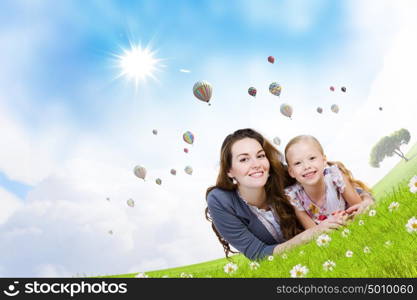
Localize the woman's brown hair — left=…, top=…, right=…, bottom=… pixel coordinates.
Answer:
left=205, top=128, right=302, bottom=258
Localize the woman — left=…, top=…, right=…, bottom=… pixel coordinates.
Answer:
left=205, top=128, right=373, bottom=261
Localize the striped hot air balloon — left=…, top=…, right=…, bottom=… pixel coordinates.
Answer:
left=183, top=131, right=194, bottom=145
left=193, top=81, right=212, bottom=104
left=248, top=87, right=257, bottom=97
left=269, top=82, right=282, bottom=96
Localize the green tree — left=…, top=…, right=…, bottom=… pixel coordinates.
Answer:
left=369, top=128, right=410, bottom=168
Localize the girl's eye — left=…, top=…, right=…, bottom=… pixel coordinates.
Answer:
left=294, top=162, right=301, bottom=166
left=258, top=154, right=266, bottom=158
left=310, top=156, right=316, bottom=160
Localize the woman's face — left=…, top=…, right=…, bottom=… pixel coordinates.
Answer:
left=227, top=137, right=270, bottom=189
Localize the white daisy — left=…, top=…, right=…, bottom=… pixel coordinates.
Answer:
left=345, top=250, right=354, bottom=258
left=405, top=216, right=417, bottom=233
left=268, top=255, right=274, bottom=261
left=135, top=272, right=149, bottom=278
left=408, top=176, right=417, bottom=194
left=388, top=202, right=400, bottom=212
left=281, top=253, right=288, bottom=259
left=162, top=275, right=169, bottom=278
left=322, top=260, right=336, bottom=271
left=316, top=234, right=331, bottom=247
left=290, top=264, right=309, bottom=278
left=299, top=250, right=305, bottom=256
left=384, top=240, right=393, bottom=247
left=249, top=262, right=260, bottom=270
left=358, top=220, right=365, bottom=226
left=363, top=246, right=371, bottom=253
left=224, top=262, right=238, bottom=274
left=368, top=209, right=377, bottom=217
left=341, top=228, right=350, bottom=237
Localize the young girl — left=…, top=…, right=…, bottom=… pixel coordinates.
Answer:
left=284, top=135, right=372, bottom=229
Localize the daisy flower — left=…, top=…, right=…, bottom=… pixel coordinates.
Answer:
left=180, top=272, right=193, bottom=278
left=405, top=216, right=417, bottom=233
left=368, top=209, right=377, bottom=217
left=290, top=264, right=309, bottom=278
left=224, top=262, right=238, bottom=274
left=408, top=176, right=417, bottom=193
left=358, top=220, right=365, bottom=226
left=316, top=234, right=331, bottom=247
left=388, top=202, right=400, bottom=212
left=345, top=250, right=354, bottom=258
left=363, top=246, right=371, bottom=254
left=249, top=262, right=260, bottom=270
left=135, top=272, right=149, bottom=278
left=268, top=255, right=274, bottom=261
left=322, top=260, right=336, bottom=271
left=281, top=253, right=288, bottom=259
left=299, top=250, right=305, bottom=256
left=341, top=228, right=350, bottom=237
left=384, top=240, right=393, bottom=247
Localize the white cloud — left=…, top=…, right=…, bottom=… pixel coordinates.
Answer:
left=0, top=187, right=23, bottom=225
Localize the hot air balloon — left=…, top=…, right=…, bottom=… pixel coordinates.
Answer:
left=248, top=87, right=257, bottom=97
left=127, top=198, right=135, bottom=208
left=379, top=107, right=383, bottom=111
left=184, top=166, right=193, bottom=175
left=183, top=131, right=194, bottom=145
left=106, top=197, right=110, bottom=201
left=152, top=129, right=158, bottom=135
left=184, top=148, right=189, bottom=153
left=156, top=178, right=162, bottom=185
left=273, top=137, right=281, bottom=146
left=280, top=103, right=293, bottom=119
left=193, top=81, right=212, bottom=104
left=317, top=107, right=323, bottom=114
left=331, top=104, right=339, bottom=113
left=269, top=82, right=282, bottom=96
left=170, top=169, right=177, bottom=176
left=329, top=86, right=335, bottom=92
left=133, top=165, right=146, bottom=180
left=267, top=56, right=275, bottom=64
left=108, top=230, right=113, bottom=235
left=341, top=86, right=346, bottom=93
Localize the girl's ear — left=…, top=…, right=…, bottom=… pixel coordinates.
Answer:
left=227, top=170, right=233, bottom=179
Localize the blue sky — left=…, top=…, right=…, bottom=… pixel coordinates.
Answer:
left=1, top=0, right=416, bottom=276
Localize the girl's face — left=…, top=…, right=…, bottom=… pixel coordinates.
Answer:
left=227, top=138, right=270, bottom=189
left=286, top=139, right=327, bottom=187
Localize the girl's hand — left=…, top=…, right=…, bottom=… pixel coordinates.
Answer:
left=316, top=214, right=345, bottom=233
left=345, top=196, right=373, bottom=216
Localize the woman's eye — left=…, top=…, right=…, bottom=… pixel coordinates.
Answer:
left=240, top=158, right=248, bottom=162
left=258, top=154, right=266, bottom=158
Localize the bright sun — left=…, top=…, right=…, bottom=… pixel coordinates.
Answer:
left=116, top=44, right=161, bottom=86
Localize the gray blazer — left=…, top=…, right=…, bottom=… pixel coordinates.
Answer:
left=207, top=188, right=286, bottom=261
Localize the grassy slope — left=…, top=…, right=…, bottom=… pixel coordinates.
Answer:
left=372, top=142, right=417, bottom=199
left=107, top=143, right=417, bottom=278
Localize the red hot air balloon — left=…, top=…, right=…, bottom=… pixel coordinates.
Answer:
left=184, top=148, right=189, bottom=153
left=329, top=86, right=335, bottom=92
left=267, top=56, right=275, bottom=64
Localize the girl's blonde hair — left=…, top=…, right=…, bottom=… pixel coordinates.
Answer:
left=284, top=135, right=371, bottom=193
